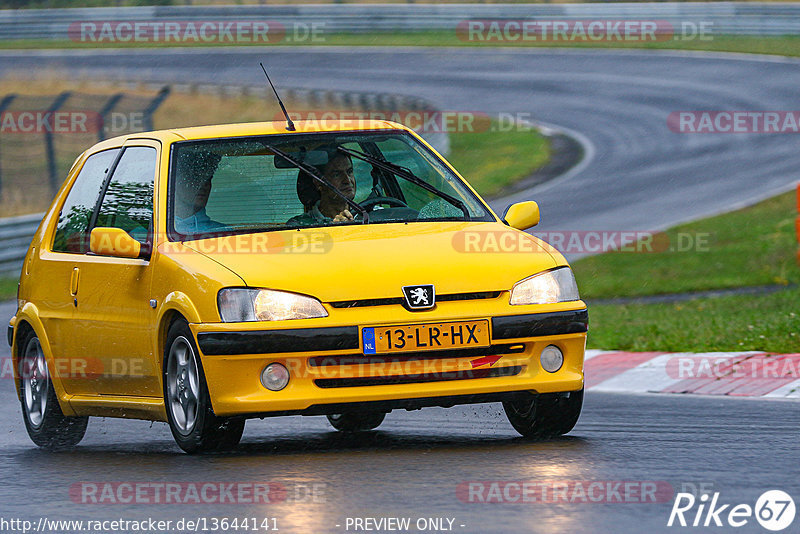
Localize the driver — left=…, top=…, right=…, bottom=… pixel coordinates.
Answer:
left=288, top=151, right=356, bottom=225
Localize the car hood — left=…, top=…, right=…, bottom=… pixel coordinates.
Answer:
left=180, top=222, right=560, bottom=303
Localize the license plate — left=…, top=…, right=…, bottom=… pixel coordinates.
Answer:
left=362, top=320, right=490, bottom=355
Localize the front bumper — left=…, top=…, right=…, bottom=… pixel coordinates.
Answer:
left=191, top=303, right=588, bottom=417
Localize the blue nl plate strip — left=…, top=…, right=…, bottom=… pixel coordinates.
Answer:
left=362, top=327, right=376, bottom=355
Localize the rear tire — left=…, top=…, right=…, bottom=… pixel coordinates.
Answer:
left=327, top=412, right=386, bottom=432
left=164, top=320, right=244, bottom=453
left=503, top=389, right=583, bottom=439
left=18, top=330, right=88, bottom=450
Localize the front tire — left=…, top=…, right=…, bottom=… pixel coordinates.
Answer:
left=327, top=412, right=386, bottom=432
left=503, top=389, right=583, bottom=439
left=18, top=330, right=88, bottom=449
left=164, top=320, right=244, bottom=453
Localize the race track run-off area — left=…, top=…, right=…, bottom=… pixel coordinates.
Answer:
left=585, top=350, right=800, bottom=398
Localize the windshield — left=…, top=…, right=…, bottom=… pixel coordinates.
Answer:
left=168, top=130, right=493, bottom=239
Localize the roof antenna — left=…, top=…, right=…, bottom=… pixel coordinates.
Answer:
left=260, top=62, right=296, bottom=132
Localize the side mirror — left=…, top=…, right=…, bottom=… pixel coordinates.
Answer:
left=503, top=201, right=540, bottom=231
left=90, top=227, right=143, bottom=259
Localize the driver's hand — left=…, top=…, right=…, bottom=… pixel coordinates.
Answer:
left=333, top=210, right=354, bottom=222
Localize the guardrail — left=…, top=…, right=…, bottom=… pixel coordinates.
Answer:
left=1, top=3, right=800, bottom=39
left=0, top=212, right=42, bottom=277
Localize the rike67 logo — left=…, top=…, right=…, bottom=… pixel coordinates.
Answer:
left=668, top=490, right=795, bottom=531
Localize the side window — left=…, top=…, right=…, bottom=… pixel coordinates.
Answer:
left=52, top=149, right=120, bottom=253
left=95, top=146, right=157, bottom=244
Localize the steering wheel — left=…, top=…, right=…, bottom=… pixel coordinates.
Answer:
left=358, top=196, right=409, bottom=212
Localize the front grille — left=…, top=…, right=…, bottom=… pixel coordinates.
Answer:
left=329, top=291, right=502, bottom=309
left=314, top=365, right=523, bottom=389
left=308, top=343, right=525, bottom=367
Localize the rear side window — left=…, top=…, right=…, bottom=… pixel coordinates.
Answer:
left=95, top=146, right=157, bottom=244
left=52, top=149, right=119, bottom=253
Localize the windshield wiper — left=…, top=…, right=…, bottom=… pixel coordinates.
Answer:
left=264, top=144, right=369, bottom=224
left=337, top=146, right=470, bottom=220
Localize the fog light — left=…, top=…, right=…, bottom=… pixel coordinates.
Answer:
left=540, top=345, right=564, bottom=373
left=261, top=363, right=290, bottom=391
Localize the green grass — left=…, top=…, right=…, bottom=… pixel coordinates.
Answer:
left=574, top=190, right=800, bottom=352
left=573, top=191, right=800, bottom=299
left=447, top=124, right=550, bottom=198
left=588, top=288, right=800, bottom=353
left=6, top=33, right=800, bottom=58
left=0, top=277, right=17, bottom=301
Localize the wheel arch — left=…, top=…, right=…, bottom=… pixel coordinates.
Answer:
left=12, top=304, right=77, bottom=415
left=11, top=319, right=34, bottom=401
left=155, top=292, right=200, bottom=373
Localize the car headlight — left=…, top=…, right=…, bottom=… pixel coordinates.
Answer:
left=218, top=288, right=328, bottom=322
left=509, top=267, right=580, bottom=305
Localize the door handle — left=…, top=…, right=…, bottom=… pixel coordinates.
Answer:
left=70, top=267, right=80, bottom=296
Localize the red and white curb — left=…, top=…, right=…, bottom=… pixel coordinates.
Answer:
left=584, top=350, right=800, bottom=399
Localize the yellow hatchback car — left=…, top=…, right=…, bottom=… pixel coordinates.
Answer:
left=9, top=120, right=587, bottom=453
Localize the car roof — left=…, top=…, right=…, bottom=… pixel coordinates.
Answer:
left=95, top=119, right=410, bottom=149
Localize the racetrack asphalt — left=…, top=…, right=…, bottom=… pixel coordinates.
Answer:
left=1, top=48, right=799, bottom=532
